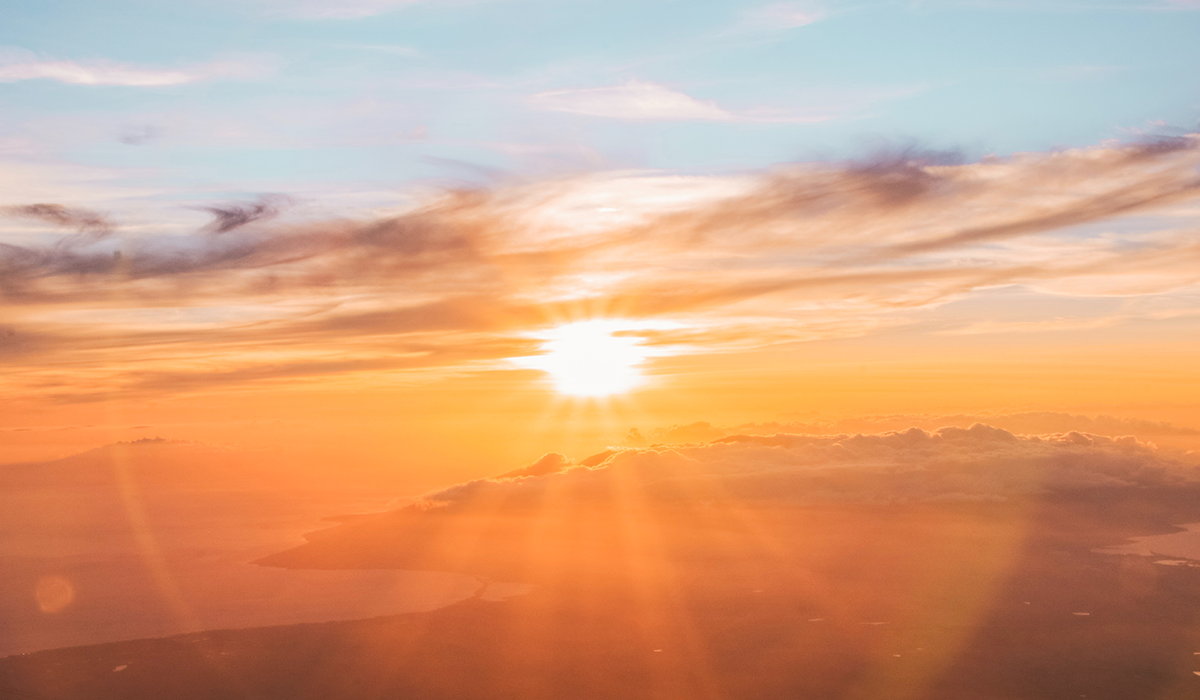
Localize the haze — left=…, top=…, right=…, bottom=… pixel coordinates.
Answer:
left=2, top=1, right=1200, bottom=698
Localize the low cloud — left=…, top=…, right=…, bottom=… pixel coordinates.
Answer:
left=629, top=413, right=1200, bottom=446
left=420, top=425, right=1199, bottom=510
left=530, top=79, right=833, bottom=123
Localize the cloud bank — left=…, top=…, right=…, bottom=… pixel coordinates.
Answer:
left=420, top=425, right=1199, bottom=510
left=628, top=412, right=1200, bottom=447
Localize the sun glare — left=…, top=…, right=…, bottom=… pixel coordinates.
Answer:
left=521, top=321, right=651, bottom=397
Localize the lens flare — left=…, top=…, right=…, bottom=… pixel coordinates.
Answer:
left=35, top=575, right=75, bottom=614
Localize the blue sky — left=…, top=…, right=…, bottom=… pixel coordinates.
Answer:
left=2, top=0, right=1198, bottom=206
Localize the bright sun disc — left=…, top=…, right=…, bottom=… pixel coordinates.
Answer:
left=522, top=321, right=650, bottom=397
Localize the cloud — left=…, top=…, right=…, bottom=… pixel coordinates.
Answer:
left=629, top=413, right=1200, bottom=447
left=731, top=2, right=826, bottom=33
left=117, top=125, right=162, bottom=146
left=531, top=80, right=735, bottom=122
left=2, top=203, right=112, bottom=234
left=1, top=203, right=114, bottom=249
left=496, top=452, right=574, bottom=479
left=261, top=0, right=422, bottom=19
left=418, top=425, right=1199, bottom=510
left=0, top=191, right=477, bottom=286
left=2, top=134, right=1200, bottom=398
left=0, top=48, right=267, bottom=87
left=0, top=60, right=192, bottom=87
left=200, top=194, right=293, bottom=234
left=530, top=80, right=835, bottom=123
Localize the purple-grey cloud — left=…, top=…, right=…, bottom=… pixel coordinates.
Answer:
left=200, top=194, right=293, bottom=234
left=2, top=135, right=1199, bottom=398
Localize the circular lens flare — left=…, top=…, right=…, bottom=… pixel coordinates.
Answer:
left=35, top=575, right=75, bottom=613
left=522, top=321, right=650, bottom=397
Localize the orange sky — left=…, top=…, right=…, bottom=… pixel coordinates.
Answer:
left=3, top=136, right=1200, bottom=480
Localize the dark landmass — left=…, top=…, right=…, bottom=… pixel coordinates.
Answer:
left=4, top=487, right=1200, bottom=700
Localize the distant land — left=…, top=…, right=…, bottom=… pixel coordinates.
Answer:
left=4, top=427, right=1200, bottom=699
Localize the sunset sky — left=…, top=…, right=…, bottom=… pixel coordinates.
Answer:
left=2, top=0, right=1200, bottom=486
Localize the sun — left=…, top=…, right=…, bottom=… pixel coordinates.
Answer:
left=520, top=320, right=651, bottom=397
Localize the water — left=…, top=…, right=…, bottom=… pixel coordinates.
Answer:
left=0, top=488, right=491, bottom=657
left=1093, top=523, right=1200, bottom=562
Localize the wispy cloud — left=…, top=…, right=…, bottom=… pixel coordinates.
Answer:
left=0, top=48, right=268, bottom=87
left=530, top=79, right=832, bottom=123
left=330, top=43, right=422, bottom=57
left=729, top=2, right=827, bottom=33
left=198, top=194, right=293, bottom=234
left=262, top=0, right=423, bottom=19
left=2, top=203, right=113, bottom=235
left=0, top=61, right=192, bottom=87
left=530, top=80, right=736, bottom=122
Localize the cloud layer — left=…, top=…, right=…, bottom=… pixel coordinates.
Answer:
left=627, top=412, right=1200, bottom=448
left=1, top=134, right=1199, bottom=399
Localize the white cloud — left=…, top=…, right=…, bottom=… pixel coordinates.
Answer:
left=529, top=79, right=835, bottom=123
left=0, top=48, right=267, bottom=87
left=261, top=0, right=421, bottom=19
left=0, top=61, right=192, bottom=87
left=530, top=80, right=735, bottom=122
left=733, top=2, right=826, bottom=33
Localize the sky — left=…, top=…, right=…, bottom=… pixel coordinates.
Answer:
left=2, top=0, right=1200, bottom=482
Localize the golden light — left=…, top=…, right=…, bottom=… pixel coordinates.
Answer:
left=519, top=320, right=651, bottom=397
